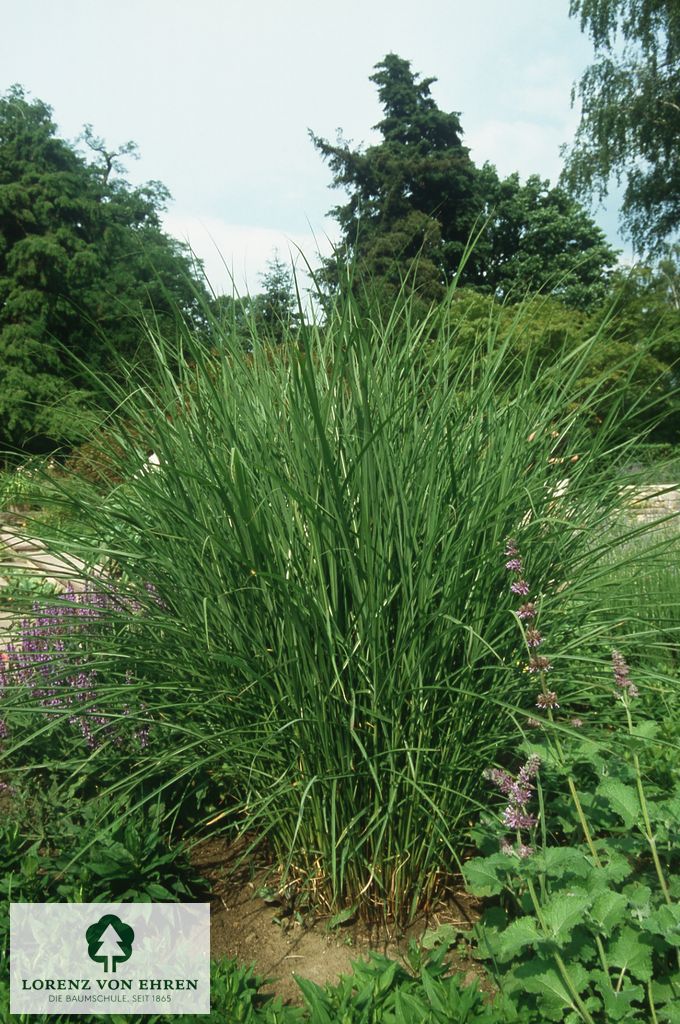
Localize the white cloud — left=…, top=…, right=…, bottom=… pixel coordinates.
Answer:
left=161, top=215, right=339, bottom=296
left=467, top=118, right=572, bottom=184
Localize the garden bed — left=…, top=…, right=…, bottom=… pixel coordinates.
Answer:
left=192, top=836, right=485, bottom=1005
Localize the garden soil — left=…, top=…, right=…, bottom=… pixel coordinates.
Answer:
left=191, top=836, right=485, bottom=1006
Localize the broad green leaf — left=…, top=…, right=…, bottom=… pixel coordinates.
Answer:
left=590, top=890, right=629, bottom=932
left=533, top=846, right=591, bottom=879
left=474, top=906, right=508, bottom=958
left=623, top=882, right=652, bottom=913
left=657, top=795, right=680, bottom=829
left=421, top=922, right=459, bottom=950
left=462, top=854, right=509, bottom=896
left=145, top=882, right=174, bottom=900
left=496, top=916, right=542, bottom=961
left=295, top=977, right=334, bottom=1023
left=607, top=926, right=654, bottom=982
left=541, top=892, right=592, bottom=942
left=630, top=720, right=659, bottom=740
left=514, top=958, right=590, bottom=1018
left=375, top=958, right=400, bottom=995
left=591, top=970, right=644, bottom=1022
left=393, top=988, right=429, bottom=1021
left=597, top=779, right=641, bottom=828
left=651, top=971, right=680, bottom=1007
left=592, top=848, right=635, bottom=886
left=659, top=1003, right=680, bottom=1024
left=327, top=904, right=357, bottom=930
left=419, top=968, right=447, bottom=1013
left=644, top=903, right=680, bottom=946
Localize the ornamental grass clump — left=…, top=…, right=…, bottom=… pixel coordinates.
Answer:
left=5, top=279, right=678, bottom=923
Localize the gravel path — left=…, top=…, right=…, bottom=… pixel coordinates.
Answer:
left=0, top=524, right=91, bottom=636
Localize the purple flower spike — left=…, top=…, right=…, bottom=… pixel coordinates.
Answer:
left=527, top=655, right=552, bottom=673
left=612, top=650, right=638, bottom=697
left=505, top=558, right=523, bottom=572
left=536, top=690, right=560, bottom=710
left=504, top=539, right=519, bottom=557
left=503, top=806, right=538, bottom=830
left=509, top=782, right=533, bottom=804
left=526, top=628, right=543, bottom=648
left=486, top=753, right=540, bottom=855
left=518, top=754, right=541, bottom=780
left=1, top=582, right=154, bottom=753
left=501, top=840, right=534, bottom=859
left=517, top=602, right=536, bottom=620
left=511, top=580, right=530, bottom=596
left=484, top=767, right=515, bottom=796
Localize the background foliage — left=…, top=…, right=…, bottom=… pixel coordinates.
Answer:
left=563, top=0, right=680, bottom=252
left=0, top=85, right=208, bottom=456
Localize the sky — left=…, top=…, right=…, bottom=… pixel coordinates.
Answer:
left=2, top=0, right=629, bottom=294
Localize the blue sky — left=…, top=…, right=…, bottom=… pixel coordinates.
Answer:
left=2, top=0, right=628, bottom=292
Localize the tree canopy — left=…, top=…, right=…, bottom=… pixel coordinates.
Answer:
left=256, top=251, right=299, bottom=341
left=311, top=54, right=618, bottom=310
left=474, top=166, right=617, bottom=308
left=0, top=85, right=208, bottom=455
left=310, top=54, right=482, bottom=304
left=562, top=0, right=680, bottom=252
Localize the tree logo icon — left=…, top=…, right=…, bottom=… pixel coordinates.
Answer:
left=86, top=914, right=135, bottom=973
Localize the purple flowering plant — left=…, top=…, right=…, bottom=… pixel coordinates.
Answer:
left=462, top=538, right=680, bottom=1023
left=484, top=753, right=541, bottom=858
left=0, top=583, right=151, bottom=764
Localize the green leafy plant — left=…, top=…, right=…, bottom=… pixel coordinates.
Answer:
left=0, top=950, right=534, bottom=1024
left=0, top=958, right=296, bottom=1024
left=0, top=821, right=46, bottom=958
left=0, top=567, right=60, bottom=609
left=295, top=942, right=529, bottom=1023
left=48, top=803, right=209, bottom=903
left=464, top=543, right=680, bottom=1022
left=467, top=748, right=680, bottom=1022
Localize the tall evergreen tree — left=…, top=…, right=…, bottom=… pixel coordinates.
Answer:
left=311, top=55, right=617, bottom=311
left=310, top=54, right=482, bottom=303
left=255, top=251, right=298, bottom=341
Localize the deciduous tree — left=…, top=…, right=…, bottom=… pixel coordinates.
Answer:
left=475, top=165, right=618, bottom=308
left=562, top=0, right=680, bottom=252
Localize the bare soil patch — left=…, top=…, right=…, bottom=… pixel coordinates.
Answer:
left=191, top=836, right=486, bottom=1006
